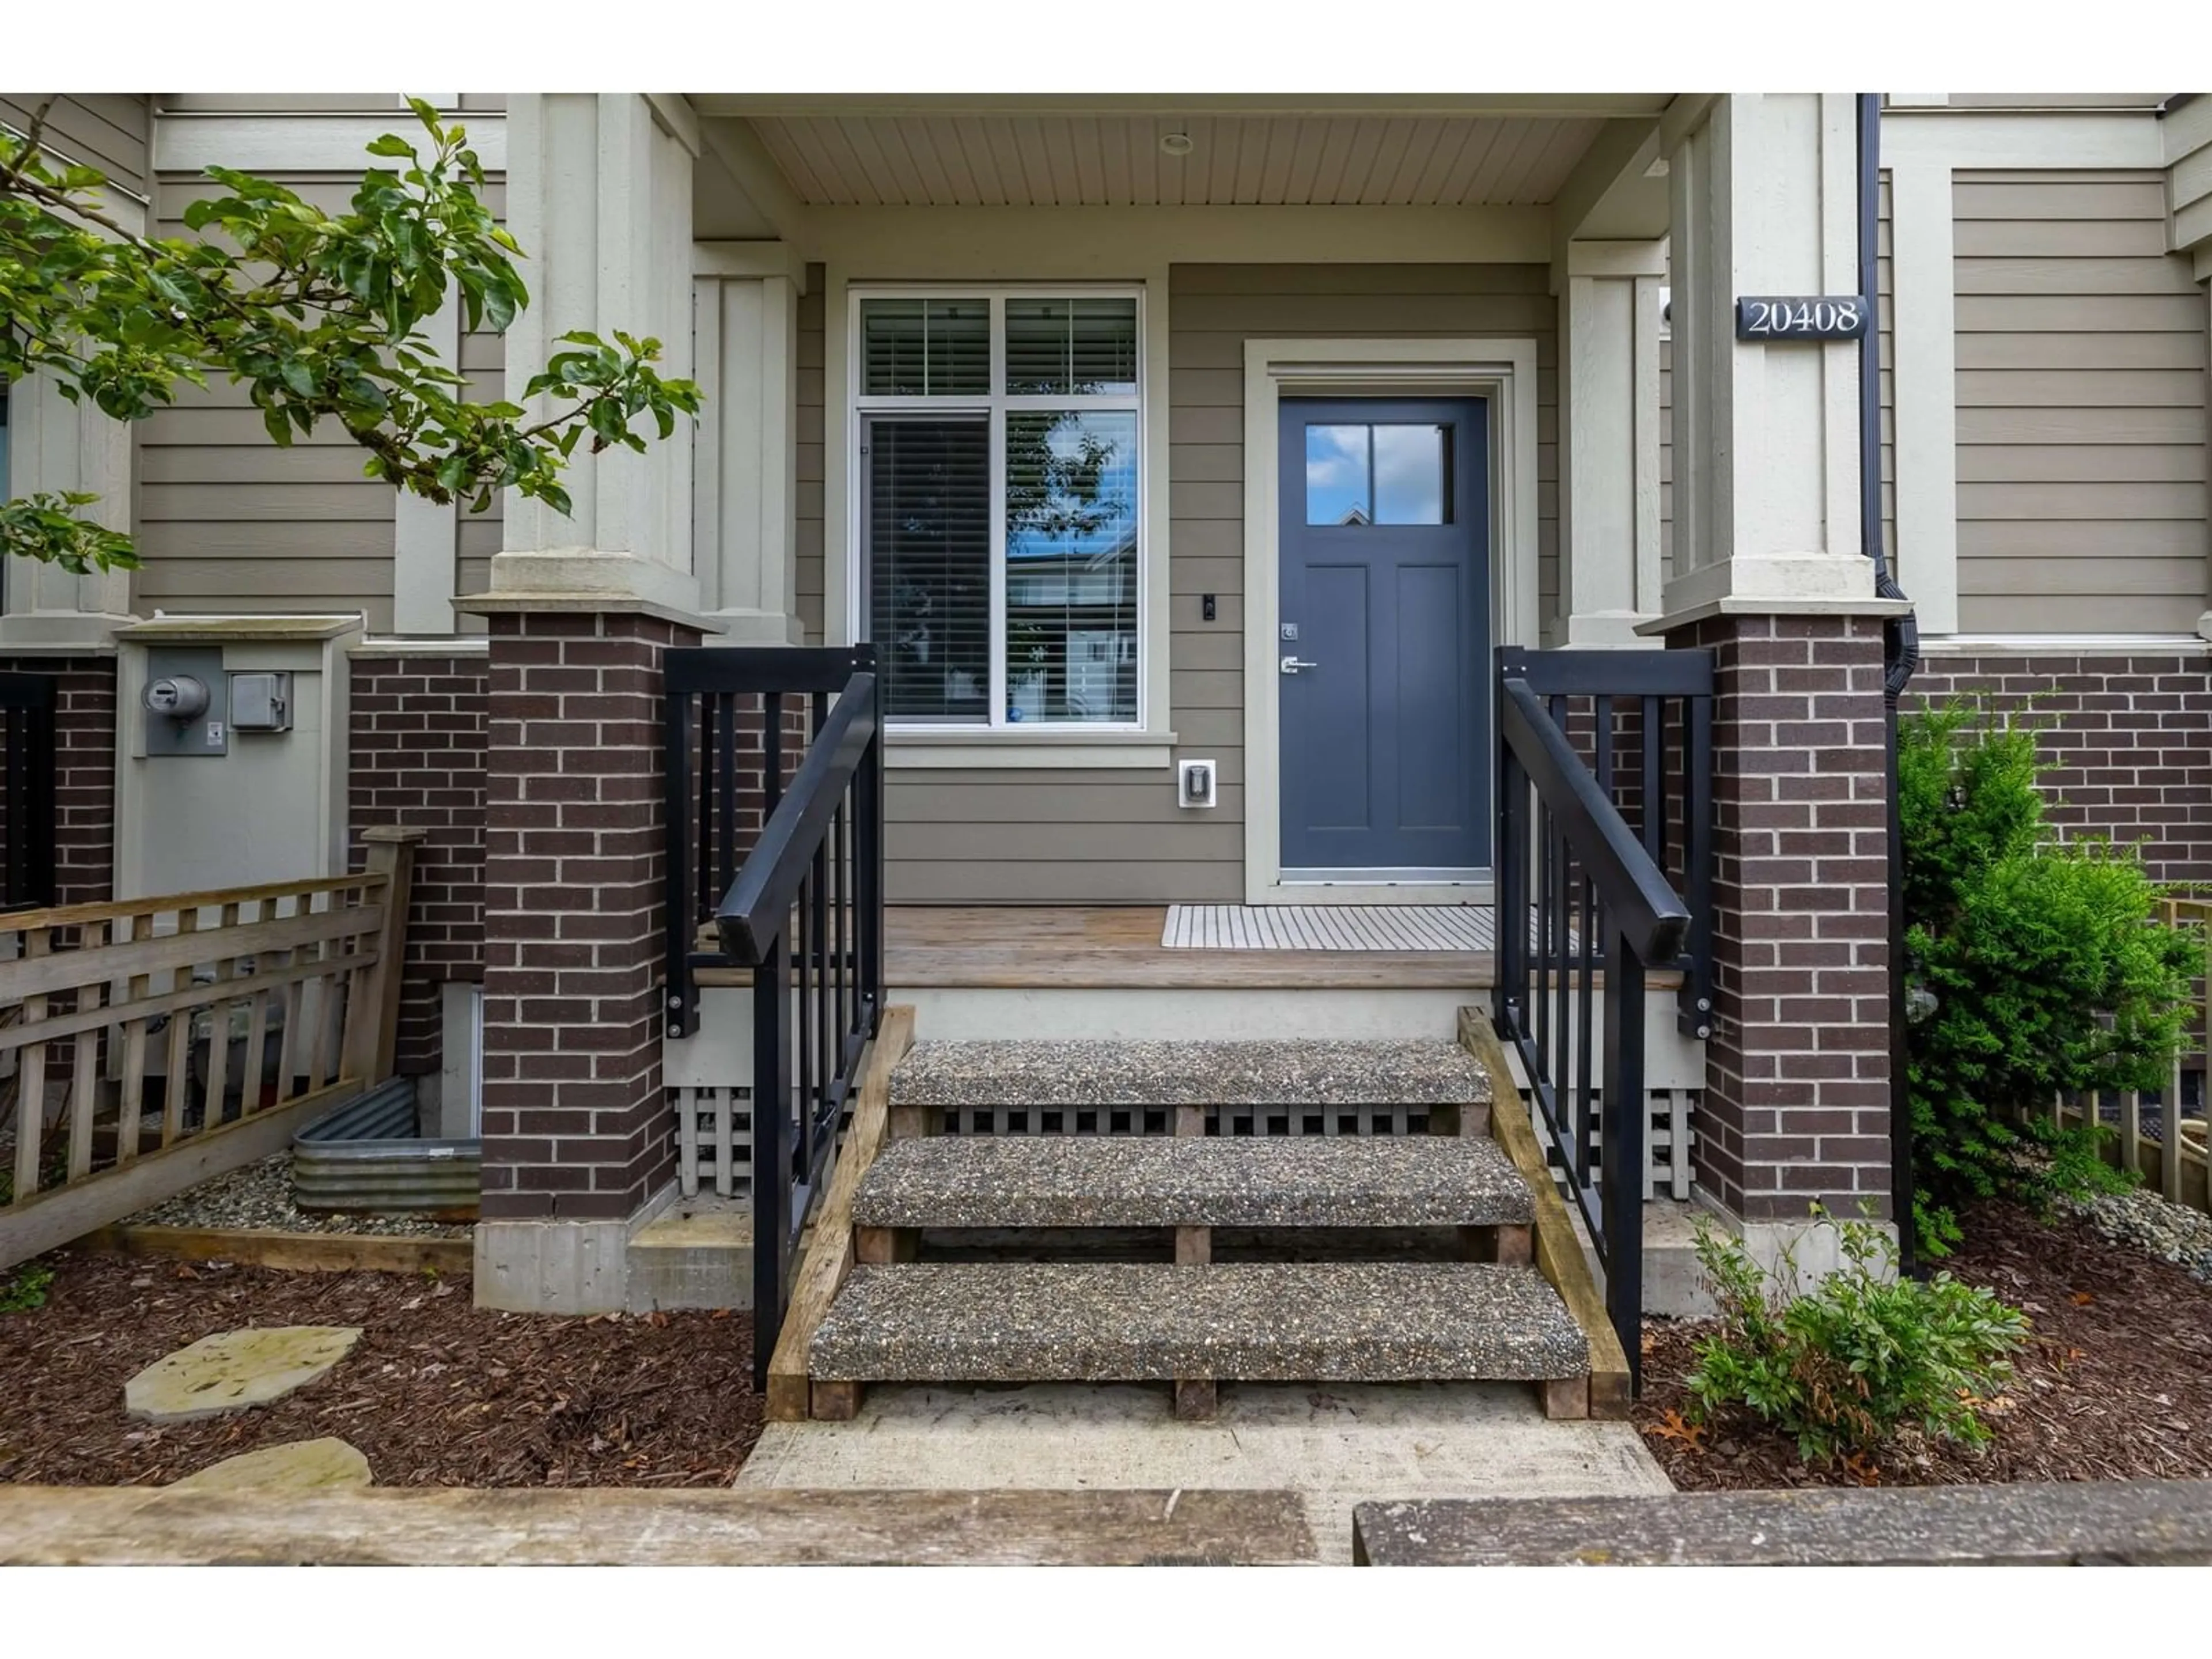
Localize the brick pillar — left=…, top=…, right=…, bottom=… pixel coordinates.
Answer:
left=346, top=650, right=488, bottom=1084
left=474, top=608, right=699, bottom=1310
left=1671, top=613, right=1895, bottom=1229
left=0, top=655, right=118, bottom=910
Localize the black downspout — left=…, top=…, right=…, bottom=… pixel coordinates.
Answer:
left=1858, top=92, right=1922, bottom=1274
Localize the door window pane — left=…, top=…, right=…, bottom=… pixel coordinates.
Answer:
left=1006, top=297, right=1138, bottom=395
left=1373, top=424, right=1451, bottom=524
left=1305, top=424, right=1371, bottom=525
left=1005, top=410, right=1139, bottom=724
left=1304, top=422, right=1452, bottom=525
left=861, top=298, right=988, bottom=396
left=866, top=418, right=991, bottom=721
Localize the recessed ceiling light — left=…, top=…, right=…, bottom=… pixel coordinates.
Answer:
left=1160, top=131, right=1194, bottom=157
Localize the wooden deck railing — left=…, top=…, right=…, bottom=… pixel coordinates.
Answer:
left=0, top=828, right=421, bottom=1271
left=2042, top=895, right=2212, bottom=1217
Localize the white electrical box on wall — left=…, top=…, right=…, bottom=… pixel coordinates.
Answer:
left=229, top=671, right=293, bottom=732
left=1177, top=758, right=1218, bottom=809
left=113, top=614, right=363, bottom=900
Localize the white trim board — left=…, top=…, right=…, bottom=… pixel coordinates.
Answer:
left=1240, top=337, right=1541, bottom=907
left=1887, top=162, right=1959, bottom=635
left=1916, top=632, right=2212, bottom=659
left=1877, top=108, right=2162, bottom=169
left=154, top=113, right=506, bottom=175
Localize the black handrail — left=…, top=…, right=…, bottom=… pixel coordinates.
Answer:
left=715, top=673, right=877, bottom=963
left=662, top=646, right=885, bottom=1388
left=1498, top=680, right=1685, bottom=965
left=1492, top=646, right=1714, bottom=1390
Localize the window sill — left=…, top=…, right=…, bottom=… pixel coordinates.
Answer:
left=885, top=729, right=1178, bottom=771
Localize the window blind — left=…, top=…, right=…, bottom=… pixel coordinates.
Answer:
left=863, top=416, right=991, bottom=722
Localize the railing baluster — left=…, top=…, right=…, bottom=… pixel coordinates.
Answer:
left=1601, top=913, right=1648, bottom=1392
left=1575, top=878, right=1596, bottom=1189
left=752, top=931, right=789, bottom=1390
left=1641, top=694, right=1664, bottom=863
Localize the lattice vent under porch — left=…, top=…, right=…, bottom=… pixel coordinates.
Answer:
left=1517, top=1088, right=1697, bottom=1204
left=935, top=1104, right=1437, bottom=1137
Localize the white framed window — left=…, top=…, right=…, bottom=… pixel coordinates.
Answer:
left=849, top=286, right=1146, bottom=732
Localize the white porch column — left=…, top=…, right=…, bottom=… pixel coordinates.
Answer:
left=691, top=249, right=804, bottom=645
left=486, top=93, right=699, bottom=614
left=1661, top=93, right=1877, bottom=618
left=1558, top=241, right=1668, bottom=643
left=0, top=369, right=135, bottom=646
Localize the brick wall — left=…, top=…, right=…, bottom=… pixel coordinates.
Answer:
left=347, top=652, right=489, bottom=1076
left=0, top=656, right=118, bottom=910
left=479, top=611, right=696, bottom=1223
left=1673, top=613, right=1893, bottom=1223
left=1907, top=652, right=2212, bottom=887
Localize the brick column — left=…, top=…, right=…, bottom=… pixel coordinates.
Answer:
left=473, top=608, right=699, bottom=1311
left=0, top=654, right=118, bottom=909
left=1671, top=613, right=1893, bottom=1228
left=346, top=649, right=488, bottom=1085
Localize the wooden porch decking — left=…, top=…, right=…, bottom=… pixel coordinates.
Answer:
left=885, top=906, right=1491, bottom=990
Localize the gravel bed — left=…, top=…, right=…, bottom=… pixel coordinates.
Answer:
left=2056, top=1180, right=2212, bottom=1287
left=124, top=1152, right=472, bottom=1239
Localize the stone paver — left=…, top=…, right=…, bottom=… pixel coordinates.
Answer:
left=169, top=1437, right=372, bottom=1492
left=124, top=1326, right=362, bottom=1423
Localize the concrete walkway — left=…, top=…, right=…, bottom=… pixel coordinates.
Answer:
left=738, top=1380, right=1671, bottom=1563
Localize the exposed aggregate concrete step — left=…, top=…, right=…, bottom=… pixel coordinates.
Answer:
left=853, top=1134, right=1533, bottom=1231
left=808, top=1262, right=1588, bottom=1385
left=889, top=1039, right=1491, bottom=1109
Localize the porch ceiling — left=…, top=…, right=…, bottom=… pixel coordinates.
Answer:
left=736, top=113, right=1612, bottom=209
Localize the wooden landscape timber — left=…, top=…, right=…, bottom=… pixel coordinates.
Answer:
left=764, top=1004, right=914, bottom=1422
left=1352, top=1480, right=2212, bottom=1566
left=0, top=1484, right=1320, bottom=1566
left=75, top=1222, right=472, bottom=1275
left=1458, top=1006, right=1633, bottom=1421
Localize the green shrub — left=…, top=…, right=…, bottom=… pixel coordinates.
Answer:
left=1899, top=698, right=2200, bottom=1255
left=1685, top=1212, right=2029, bottom=1464
left=0, top=1260, right=55, bottom=1314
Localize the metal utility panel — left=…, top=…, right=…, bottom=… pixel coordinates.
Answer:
left=142, top=647, right=229, bottom=757
left=115, top=616, right=362, bottom=900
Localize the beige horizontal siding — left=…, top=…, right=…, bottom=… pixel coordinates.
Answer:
left=876, top=261, right=1556, bottom=904
left=0, top=94, right=150, bottom=196
left=135, top=172, right=510, bottom=630
left=156, top=94, right=506, bottom=113
left=1950, top=169, right=2209, bottom=634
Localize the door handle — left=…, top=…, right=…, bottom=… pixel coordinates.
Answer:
left=1280, top=655, right=1319, bottom=675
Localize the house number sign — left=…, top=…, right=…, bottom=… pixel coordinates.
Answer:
left=1735, top=295, right=1869, bottom=341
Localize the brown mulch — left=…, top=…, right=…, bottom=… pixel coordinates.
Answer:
left=0, top=1251, right=763, bottom=1487
left=1636, top=1200, right=2212, bottom=1491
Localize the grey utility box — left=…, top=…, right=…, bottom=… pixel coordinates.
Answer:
left=142, top=646, right=229, bottom=757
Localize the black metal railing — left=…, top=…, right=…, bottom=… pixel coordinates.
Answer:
left=1492, top=646, right=1714, bottom=1387
left=662, top=646, right=884, bottom=1387
left=0, top=673, right=58, bottom=914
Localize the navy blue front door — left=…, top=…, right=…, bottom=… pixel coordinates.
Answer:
left=1278, top=398, right=1490, bottom=875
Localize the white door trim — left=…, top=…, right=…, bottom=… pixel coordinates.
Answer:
left=1241, top=337, right=1541, bottom=907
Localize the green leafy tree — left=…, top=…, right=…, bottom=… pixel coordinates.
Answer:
left=0, top=96, right=699, bottom=572
left=1900, top=698, right=2201, bottom=1254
